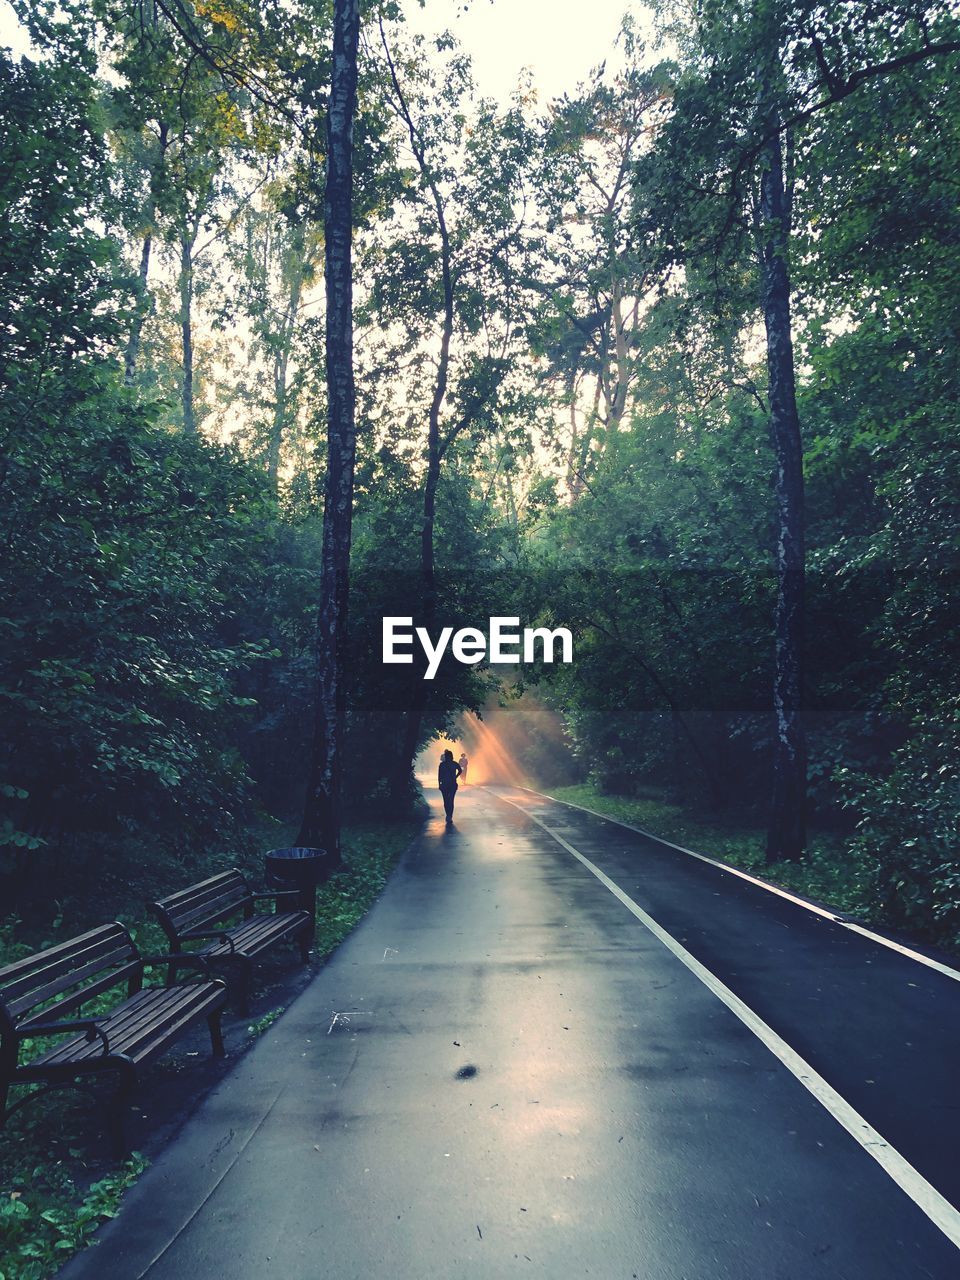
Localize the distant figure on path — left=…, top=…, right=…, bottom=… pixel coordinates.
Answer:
left=458, top=751, right=469, bottom=783
left=438, top=749, right=463, bottom=825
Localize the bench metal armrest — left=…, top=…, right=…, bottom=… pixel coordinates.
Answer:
left=178, top=929, right=237, bottom=954
left=19, top=1018, right=110, bottom=1054
left=141, top=952, right=216, bottom=979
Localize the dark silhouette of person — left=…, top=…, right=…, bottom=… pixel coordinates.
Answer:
left=438, top=749, right=463, bottom=825
left=458, top=751, right=469, bottom=783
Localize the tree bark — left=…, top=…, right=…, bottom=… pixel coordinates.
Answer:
left=380, top=23, right=455, bottom=802
left=179, top=229, right=196, bottom=434
left=390, top=236, right=451, bottom=801
left=267, top=229, right=307, bottom=488
left=564, top=371, right=580, bottom=498
left=758, top=119, right=806, bottom=861
left=297, top=0, right=360, bottom=858
left=124, top=122, right=168, bottom=388
left=609, top=278, right=631, bottom=431
left=125, top=229, right=154, bottom=388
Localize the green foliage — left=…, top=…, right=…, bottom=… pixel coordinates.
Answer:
left=0, top=386, right=283, bottom=830
left=345, top=448, right=516, bottom=793
left=841, top=709, right=960, bottom=946
left=526, top=357, right=775, bottom=809
left=524, top=0, right=960, bottom=924
left=0, top=1155, right=147, bottom=1280
left=246, top=1007, right=285, bottom=1037
left=313, top=815, right=423, bottom=957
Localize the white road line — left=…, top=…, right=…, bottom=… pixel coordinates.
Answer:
left=513, top=785, right=960, bottom=987
left=495, top=791, right=960, bottom=1252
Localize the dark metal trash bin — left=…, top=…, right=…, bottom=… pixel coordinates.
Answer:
left=264, top=847, right=330, bottom=940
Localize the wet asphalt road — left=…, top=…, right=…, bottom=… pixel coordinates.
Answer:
left=61, top=785, right=960, bottom=1279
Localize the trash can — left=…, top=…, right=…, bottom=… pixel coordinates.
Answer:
left=264, top=847, right=330, bottom=941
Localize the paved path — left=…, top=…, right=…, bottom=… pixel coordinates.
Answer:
left=62, top=786, right=960, bottom=1279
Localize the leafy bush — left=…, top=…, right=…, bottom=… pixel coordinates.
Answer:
left=0, top=1156, right=147, bottom=1280
left=841, top=705, right=960, bottom=945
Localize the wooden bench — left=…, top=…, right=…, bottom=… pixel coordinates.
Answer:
left=148, top=869, right=312, bottom=1012
left=0, top=922, right=227, bottom=1154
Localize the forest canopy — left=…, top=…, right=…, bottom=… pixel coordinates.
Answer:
left=1, top=0, right=959, bottom=948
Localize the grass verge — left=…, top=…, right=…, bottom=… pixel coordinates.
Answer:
left=544, top=783, right=873, bottom=919
left=0, top=814, right=421, bottom=1280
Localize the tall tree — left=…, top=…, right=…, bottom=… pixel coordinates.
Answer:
left=96, top=0, right=290, bottom=427
left=756, top=90, right=806, bottom=860
left=297, top=0, right=361, bottom=856
left=371, top=21, right=539, bottom=797
left=536, top=26, right=669, bottom=495
left=641, top=0, right=960, bottom=859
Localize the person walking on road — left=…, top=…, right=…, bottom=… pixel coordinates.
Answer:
left=458, top=751, right=469, bottom=783
left=438, top=749, right=463, bottom=825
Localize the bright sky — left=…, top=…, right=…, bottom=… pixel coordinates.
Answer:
left=402, top=1, right=653, bottom=103
left=0, top=2, right=25, bottom=55
left=0, top=1, right=654, bottom=102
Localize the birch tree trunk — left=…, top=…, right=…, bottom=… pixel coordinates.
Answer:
left=125, top=229, right=154, bottom=388
left=297, top=0, right=360, bottom=858
left=390, top=251, right=452, bottom=802
left=179, top=228, right=197, bottom=435
left=124, top=123, right=168, bottom=388
left=267, top=231, right=307, bottom=488
left=758, top=118, right=806, bottom=861
left=380, top=24, right=456, bottom=803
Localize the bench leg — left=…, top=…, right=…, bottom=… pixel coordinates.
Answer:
left=239, top=960, right=253, bottom=1015
left=298, top=928, right=311, bottom=964
left=0, top=1043, right=15, bottom=1125
left=208, top=1009, right=226, bottom=1058
left=108, top=1064, right=137, bottom=1159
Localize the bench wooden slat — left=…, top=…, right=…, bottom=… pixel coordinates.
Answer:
left=30, top=987, right=188, bottom=1066
left=153, top=872, right=249, bottom=933
left=163, top=879, right=248, bottom=923
left=171, top=896, right=249, bottom=936
left=148, top=872, right=312, bottom=1014
left=153, top=868, right=245, bottom=911
left=123, top=990, right=224, bottom=1067
left=121, top=986, right=219, bottom=1056
left=0, top=919, right=228, bottom=1155
left=11, top=955, right=139, bottom=1022
left=202, top=914, right=306, bottom=959
left=0, top=924, right=132, bottom=1002
left=72, top=983, right=208, bottom=1062
left=30, top=984, right=223, bottom=1068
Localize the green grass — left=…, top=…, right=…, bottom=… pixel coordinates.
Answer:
left=0, top=1154, right=147, bottom=1280
left=0, top=813, right=421, bottom=1280
left=246, top=1007, right=285, bottom=1038
left=313, top=820, right=420, bottom=959
left=546, top=783, right=874, bottom=919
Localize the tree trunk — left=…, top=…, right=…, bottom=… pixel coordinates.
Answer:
left=380, top=25, right=456, bottom=804
left=267, top=231, right=306, bottom=488
left=758, top=120, right=806, bottom=861
left=390, top=288, right=449, bottom=801
left=124, top=122, right=168, bottom=388
left=179, top=230, right=196, bottom=434
left=565, top=372, right=580, bottom=498
left=609, top=278, right=630, bottom=432
left=125, top=229, right=154, bottom=387
left=297, top=0, right=361, bottom=858
left=392, top=443, right=440, bottom=799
